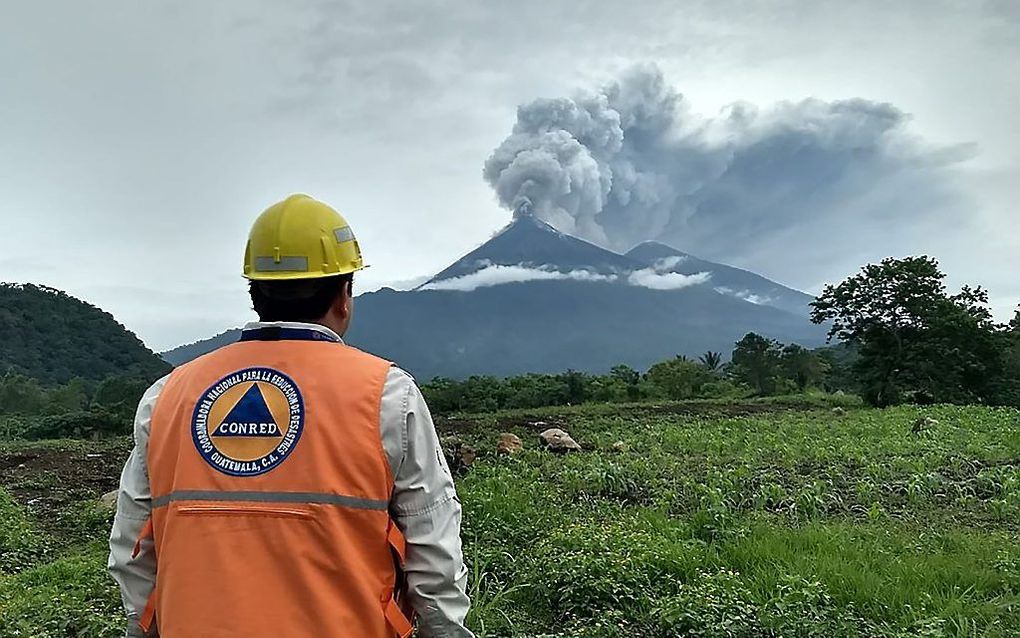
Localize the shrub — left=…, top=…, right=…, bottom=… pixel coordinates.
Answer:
left=2, top=408, right=128, bottom=440
left=0, top=488, right=48, bottom=572
left=645, top=358, right=715, bottom=400
left=656, top=571, right=869, bottom=638
left=0, top=546, right=122, bottom=638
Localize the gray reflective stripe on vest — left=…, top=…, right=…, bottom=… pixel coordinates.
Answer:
left=152, top=490, right=389, bottom=511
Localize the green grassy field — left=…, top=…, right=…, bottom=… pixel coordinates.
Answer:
left=2, top=398, right=1019, bottom=637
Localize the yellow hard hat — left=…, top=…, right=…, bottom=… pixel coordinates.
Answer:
left=243, top=194, right=365, bottom=280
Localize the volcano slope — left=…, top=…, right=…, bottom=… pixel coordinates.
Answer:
left=166, top=214, right=827, bottom=379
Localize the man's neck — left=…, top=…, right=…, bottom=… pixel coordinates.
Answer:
left=315, top=316, right=347, bottom=339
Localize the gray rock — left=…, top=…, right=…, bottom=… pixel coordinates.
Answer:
left=539, top=428, right=581, bottom=452
left=99, top=489, right=118, bottom=510
left=441, top=435, right=462, bottom=449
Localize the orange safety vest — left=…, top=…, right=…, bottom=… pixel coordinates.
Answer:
left=133, top=327, right=414, bottom=638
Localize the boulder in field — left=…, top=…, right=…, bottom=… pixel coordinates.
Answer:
left=99, top=489, right=118, bottom=510
left=444, top=442, right=477, bottom=475
left=539, top=428, right=581, bottom=453
left=458, top=444, right=477, bottom=467
left=497, top=433, right=523, bottom=455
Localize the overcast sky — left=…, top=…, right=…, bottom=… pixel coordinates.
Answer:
left=2, top=1, right=1017, bottom=351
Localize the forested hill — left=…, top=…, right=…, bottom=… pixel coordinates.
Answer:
left=0, top=283, right=170, bottom=385
left=162, top=328, right=241, bottom=366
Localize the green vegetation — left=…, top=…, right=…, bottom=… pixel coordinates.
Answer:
left=455, top=401, right=1020, bottom=636
left=425, top=256, right=1020, bottom=415
left=3, top=400, right=1018, bottom=636
left=0, top=283, right=169, bottom=386
left=812, top=256, right=1020, bottom=407
left=0, top=372, right=154, bottom=440
left=422, top=341, right=829, bottom=413
left=0, top=283, right=169, bottom=440
left=3, top=259, right=1020, bottom=635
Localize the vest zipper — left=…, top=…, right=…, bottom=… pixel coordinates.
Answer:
left=176, top=504, right=314, bottom=519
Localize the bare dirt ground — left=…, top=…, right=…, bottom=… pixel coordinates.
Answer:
left=0, top=440, right=130, bottom=539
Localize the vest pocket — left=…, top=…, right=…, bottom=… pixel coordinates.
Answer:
left=175, top=504, right=314, bottom=520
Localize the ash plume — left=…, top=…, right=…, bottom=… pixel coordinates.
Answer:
left=484, top=64, right=972, bottom=261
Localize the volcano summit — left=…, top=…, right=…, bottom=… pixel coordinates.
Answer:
left=164, top=215, right=826, bottom=379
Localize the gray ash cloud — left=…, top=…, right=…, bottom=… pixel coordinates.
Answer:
left=484, top=64, right=973, bottom=262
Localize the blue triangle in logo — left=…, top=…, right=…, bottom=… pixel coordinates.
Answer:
left=213, top=383, right=282, bottom=438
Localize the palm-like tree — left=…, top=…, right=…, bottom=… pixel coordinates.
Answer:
left=699, top=351, right=723, bottom=372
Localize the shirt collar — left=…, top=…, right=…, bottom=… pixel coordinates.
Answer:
left=241, top=321, right=345, bottom=344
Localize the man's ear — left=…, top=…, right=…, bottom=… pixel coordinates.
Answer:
left=337, top=278, right=353, bottom=317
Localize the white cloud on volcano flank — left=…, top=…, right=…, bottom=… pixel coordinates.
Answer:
left=483, top=64, right=973, bottom=262
left=715, top=286, right=772, bottom=305
left=629, top=269, right=711, bottom=290
left=421, top=255, right=716, bottom=292
left=627, top=256, right=711, bottom=290
left=420, top=264, right=617, bottom=292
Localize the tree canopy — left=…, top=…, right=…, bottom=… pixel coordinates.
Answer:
left=810, top=256, right=1017, bottom=406
left=0, top=283, right=170, bottom=385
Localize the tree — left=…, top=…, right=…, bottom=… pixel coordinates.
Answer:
left=645, top=358, right=714, bottom=400
left=420, top=377, right=461, bottom=413
left=0, top=283, right=170, bottom=385
left=815, top=344, right=859, bottom=394
left=610, top=364, right=642, bottom=401
left=731, top=333, right=783, bottom=395
left=811, top=256, right=1005, bottom=406
left=44, top=377, right=89, bottom=415
left=92, top=376, right=152, bottom=419
left=780, top=344, right=827, bottom=391
left=997, top=307, right=1020, bottom=405
left=699, top=351, right=723, bottom=372
left=559, top=370, right=590, bottom=405
left=455, top=376, right=506, bottom=412
left=0, top=371, right=46, bottom=416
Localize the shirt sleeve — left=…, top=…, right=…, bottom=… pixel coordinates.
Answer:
left=380, top=367, right=474, bottom=638
left=108, top=375, right=169, bottom=638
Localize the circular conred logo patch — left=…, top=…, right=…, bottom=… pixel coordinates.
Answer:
left=191, top=367, right=304, bottom=477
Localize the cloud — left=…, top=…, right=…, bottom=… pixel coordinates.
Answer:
left=627, top=257, right=712, bottom=290
left=420, top=264, right=617, bottom=292
left=649, top=255, right=686, bottom=270
left=359, top=275, right=432, bottom=293
left=424, top=256, right=714, bottom=292
left=628, top=270, right=711, bottom=290
left=3, top=0, right=1017, bottom=351
left=715, top=286, right=772, bottom=305
left=483, top=63, right=975, bottom=261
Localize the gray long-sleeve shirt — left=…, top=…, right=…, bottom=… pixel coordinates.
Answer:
left=108, top=321, right=473, bottom=637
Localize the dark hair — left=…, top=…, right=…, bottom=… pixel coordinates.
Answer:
left=249, top=274, right=353, bottom=322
